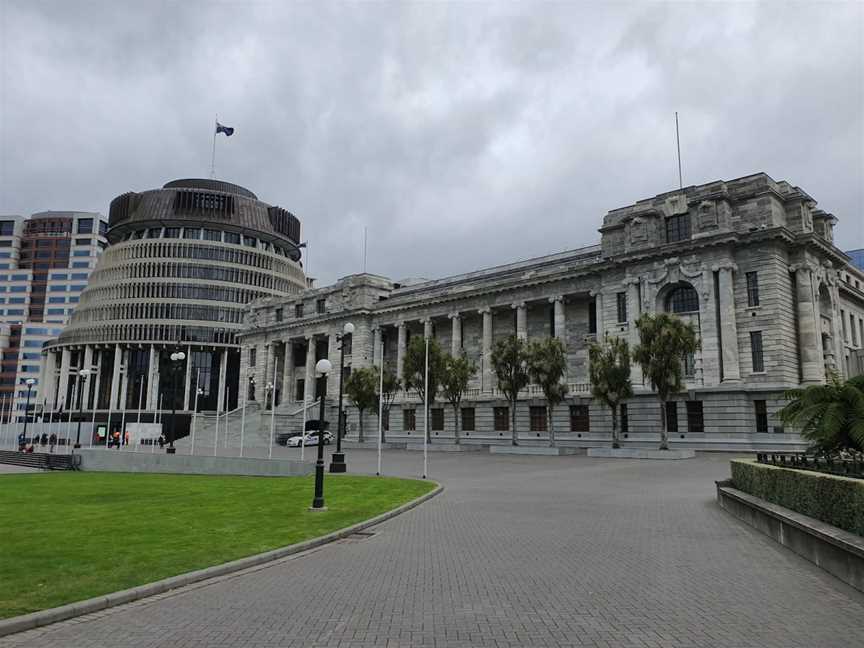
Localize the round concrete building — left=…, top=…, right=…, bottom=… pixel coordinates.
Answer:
left=41, top=179, right=305, bottom=440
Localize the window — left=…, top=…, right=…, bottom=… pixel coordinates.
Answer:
left=8, top=297, right=25, bottom=304
left=851, top=313, right=859, bottom=346
left=10, top=286, right=26, bottom=293
left=203, top=229, right=221, bottom=241
left=316, top=299, right=326, bottom=314
left=665, top=213, right=691, bottom=242
left=461, top=407, right=475, bottom=431
left=746, top=272, right=760, bottom=307
left=48, top=297, right=65, bottom=304
left=683, top=352, right=696, bottom=377
left=493, top=407, right=509, bottom=431
left=147, top=227, right=162, bottom=239
left=72, top=250, right=90, bottom=257
left=620, top=404, right=628, bottom=433
left=616, top=292, right=627, bottom=323
left=163, top=227, right=180, bottom=238
left=71, top=273, right=88, bottom=280
left=243, top=235, right=257, bottom=248
left=99, top=220, right=108, bottom=235
left=183, top=227, right=201, bottom=239
left=403, top=408, right=416, bottom=431
left=76, top=218, right=93, bottom=234
left=74, top=237, right=91, bottom=245
left=294, top=379, right=305, bottom=402
left=224, top=231, right=240, bottom=244
left=570, top=405, right=589, bottom=432
left=686, top=401, right=704, bottom=433
left=295, top=303, right=304, bottom=318
left=7, top=309, right=24, bottom=315
left=47, top=308, right=65, bottom=315
left=589, top=299, right=597, bottom=334
left=666, top=401, right=678, bottom=432
left=754, top=400, right=768, bottom=433
left=530, top=406, right=547, bottom=432
left=249, top=348, right=257, bottom=366
left=0, top=221, right=14, bottom=236
left=275, top=308, right=283, bottom=322
left=665, top=284, right=699, bottom=313
left=72, top=262, right=89, bottom=268
left=431, top=408, right=444, bottom=431
left=342, top=333, right=352, bottom=356
left=750, top=331, right=764, bottom=373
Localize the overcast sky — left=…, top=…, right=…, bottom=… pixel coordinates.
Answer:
left=1, top=1, right=861, bottom=285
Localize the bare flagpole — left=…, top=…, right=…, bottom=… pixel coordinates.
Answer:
left=675, top=111, right=683, bottom=190
left=210, top=114, right=218, bottom=179
left=363, top=227, right=367, bottom=273
left=377, top=351, right=383, bottom=476
left=423, top=335, right=429, bottom=480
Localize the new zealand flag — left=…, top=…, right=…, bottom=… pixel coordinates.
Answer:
left=216, top=122, right=234, bottom=136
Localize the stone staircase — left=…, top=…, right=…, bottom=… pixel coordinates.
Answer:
left=0, top=449, right=78, bottom=470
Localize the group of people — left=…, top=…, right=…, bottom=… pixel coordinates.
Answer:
left=17, top=432, right=58, bottom=453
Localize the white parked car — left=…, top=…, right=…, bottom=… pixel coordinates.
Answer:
left=286, top=432, right=333, bottom=447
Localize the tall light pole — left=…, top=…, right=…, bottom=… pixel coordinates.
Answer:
left=329, top=321, right=354, bottom=474
left=167, top=349, right=186, bottom=454
left=311, top=358, right=331, bottom=511
left=73, top=369, right=91, bottom=449
left=21, top=378, right=35, bottom=445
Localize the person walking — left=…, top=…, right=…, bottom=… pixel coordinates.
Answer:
left=40, top=432, right=48, bottom=449
left=17, top=432, right=25, bottom=451
left=49, top=433, right=57, bottom=453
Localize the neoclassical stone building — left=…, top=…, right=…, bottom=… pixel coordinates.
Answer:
left=40, top=179, right=306, bottom=437
left=239, top=173, right=864, bottom=450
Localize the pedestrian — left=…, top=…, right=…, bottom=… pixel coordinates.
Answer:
left=113, top=430, right=121, bottom=449
left=49, top=433, right=57, bottom=453
left=40, top=432, right=48, bottom=449
left=158, top=434, right=165, bottom=449
left=17, top=432, right=25, bottom=451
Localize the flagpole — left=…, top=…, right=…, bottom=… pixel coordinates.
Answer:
left=423, top=336, right=428, bottom=480
left=377, top=357, right=383, bottom=476
left=268, top=361, right=277, bottom=460
left=675, top=111, right=683, bottom=190
left=210, top=114, right=218, bottom=179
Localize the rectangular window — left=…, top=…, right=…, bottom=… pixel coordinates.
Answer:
left=431, top=408, right=444, bottom=431
left=295, top=303, right=304, bottom=318
left=620, top=404, right=628, bottom=433
left=295, top=378, right=305, bottom=402
left=616, top=292, right=627, bottom=323
left=666, top=401, right=678, bottom=433
left=223, top=231, right=240, bottom=244
left=754, top=400, right=768, bottom=433
left=841, top=310, right=847, bottom=340
left=147, top=227, right=162, bottom=239
left=493, top=406, right=509, bottom=431
left=72, top=262, right=89, bottom=268
left=99, top=220, right=108, bottom=235
left=0, top=221, right=14, bottom=236
left=203, top=229, right=221, bottom=241
left=243, top=235, right=257, bottom=248
left=76, top=218, right=93, bottom=234
left=686, top=401, right=704, bottom=433
left=403, top=408, right=416, bottom=431
left=569, top=405, right=589, bottom=432
left=530, top=406, right=547, bottom=432
left=163, top=227, right=180, bottom=239
left=851, top=313, right=858, bottom=346
left=683, top=352, right=696, bottom=377
left=275, top=307, right=283, bottom=322
left=342, top=333, right=352, bottom=356
left=316, top=299, right=326, bottom=314
left=750, top=331, right=764, bottom=373
left=74, top=237, right=91, bottom=245
left=746, top=272, right=760, bottom=307
left=665, top=214, right=691, bottom=243
left=72, top=249, right=90, bottom=257
left=48, top=297, right=65, bottom=304
left=183, top=227, right=201, bottom=239
left=589, top=299, right=597, bottom=334
left=461, top=407, right=475, bottom=431
left=249, top=348, right=257, bottom=366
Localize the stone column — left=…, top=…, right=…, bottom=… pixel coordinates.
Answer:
left=41, top=352, right=57, bottom=409
left=304, top=336, right=316, bottom=402
left=549, top=296, right=565, bottom=340
left=282, top=340, right=293, bottom=403
left=792, top=264, right=824, bottom=384
left=624, top=278, right=642, bottom=385
left=58, top=348, right=71, bottom=409
left=183, top=346, right=192, bottom=410
left=396, top=322, right=407, bottom=381
left=423, top=318, right=433, bottom=340
left=479, top=307, right=493, bottom=392
left=716, top=263, right=741, bottom=382
left=512, top=302, right=527, bottom=340
left=146, top=345, right=158, bottom=410
left=109, top=345, right=122, bottom=411
left=449, top=313, right=462, bottom=355
left=216, top=349, right=228, bottom=412
left=593, top=291, right=605, bottom=339
left=80, top=346, right=93, bottom=409
left=91, top=350, right=102, bottom=411
left=372, top=327, right=382, bottom=366
left=119, top=349, right=129, bottom=412
left=327, top=332, right=338, bottom=397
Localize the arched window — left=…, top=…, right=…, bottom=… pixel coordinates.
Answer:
left=665, top=284, right=699, bottom=314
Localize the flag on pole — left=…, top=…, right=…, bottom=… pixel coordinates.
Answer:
left=215, top=122, right=235, bottom=136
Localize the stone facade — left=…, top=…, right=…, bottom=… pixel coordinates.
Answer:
left=238, top=173, right=864, bottom=450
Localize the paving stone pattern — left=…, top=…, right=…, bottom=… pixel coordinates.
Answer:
left=4, top=451, right=864, bottom=647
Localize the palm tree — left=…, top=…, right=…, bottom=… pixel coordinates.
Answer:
left=527, top=338, right=568, bottom=447
left=777, top=373, right=864, bottom=453
left=631, top=312, right=700, bottom=450
left=588, top=336, right=633, bottom=449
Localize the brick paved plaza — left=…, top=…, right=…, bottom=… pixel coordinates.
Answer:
left=4, top=451, right=864, bottom=648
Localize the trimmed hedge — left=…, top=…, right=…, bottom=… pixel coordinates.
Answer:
left=730, top=459, right=864, bottom=537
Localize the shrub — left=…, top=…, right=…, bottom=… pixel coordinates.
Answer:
left=730, top=459, right=864, bottom=537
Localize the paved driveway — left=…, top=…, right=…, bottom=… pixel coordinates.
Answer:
left=4, top=450, right=864, bottom=648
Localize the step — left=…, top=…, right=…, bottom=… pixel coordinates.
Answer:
left=587, top=448, right=696, bottom=460
left=490, top=445, right=583, bottom=456
left=405, top=442, right=487, bottom=452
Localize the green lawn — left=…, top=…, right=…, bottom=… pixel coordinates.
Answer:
left=0, top=472, right=434, bottom=619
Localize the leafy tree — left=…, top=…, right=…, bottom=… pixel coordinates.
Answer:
left=344, top=367, right=378, bottom=443
left=373, top=366, right=400, bottom=444
left=527, top=337, right=569, bottom=446
left=777, top=373, right=864, bottom=453
left=440, top=353, right=477, bottom=444
left=588, top=336, right=633, bottom=448
left=631, top=312, right=700, bottom=450
left=491, top=335, right=531, bottom=446
left=403, top=336, right=446, bottom=443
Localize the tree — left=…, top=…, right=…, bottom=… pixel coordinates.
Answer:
left=373, top=366, right=400, bottom=444
left=440, top=353, right=477, bottom=445
left=491, top=335, right=531, bottom=446
left=631, top=312, right=700, bottom=450
left=588, top=336, right=633, bottom=449
left=344, top=367, right=378, bottom=443
left=403, top=336, right=446, bottom=443
left=527, top=337, right=569, bottom=446
left=777, top=373, right=864, bottom=453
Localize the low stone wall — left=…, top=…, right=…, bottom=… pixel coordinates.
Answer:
left=717, top=481, right=864, bottom=593
left=76, top=449, right=312, bottom=477
left=587, top=448, right=695, bottom=459
left=490, top=446, right=583, bottom=456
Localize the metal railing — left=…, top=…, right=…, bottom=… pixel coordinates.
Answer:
left=756, top=452, right=864, bottom=480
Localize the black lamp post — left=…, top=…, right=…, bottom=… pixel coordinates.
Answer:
left=21, top=378, right=35, bottom=443
left=73, top=369, right=91, bottom=449
left=329, top=321, right=354, bottom=474
left=167, top=349, right=186, bottom=454
left=311, top=358, right=332, bottom=510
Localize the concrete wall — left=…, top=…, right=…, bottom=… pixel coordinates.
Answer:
left=77, top=448, right=312, bottom=477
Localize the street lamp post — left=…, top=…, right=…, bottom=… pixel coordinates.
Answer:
left=311, top=358, right=332, bottom=511
left=329, top=321, right=354, bottom=474
left=73, top=369, right=91, bottom=449
left=167, top=350, right=186, bottom=454
left=21, top=378, right=35, bottom=444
